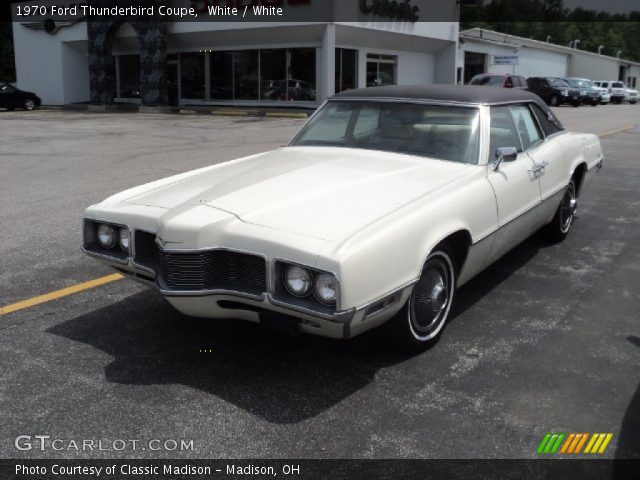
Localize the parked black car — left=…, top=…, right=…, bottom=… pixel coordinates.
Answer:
left=526, top=77, right=581, bottom=107
left=0, top=83, right=41, bottom=111
left=565, top=78, right=601, bottom=106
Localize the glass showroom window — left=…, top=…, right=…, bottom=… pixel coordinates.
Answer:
left=366, top=54, right=397, bottom=87
left=118, top=55, right=140, bottom=98
left=210, top=51, right=234, bottom=100
left=288, top=48, right=316, bottom=101
left=335, top=48, right=357, bottom=93
left=180, top=52, right=206, bottom=99
left=210, top=48, right=316, bottom=102
left=260, top=49, right=287, bottom=101
left=235, top=50, right=259, bottom=100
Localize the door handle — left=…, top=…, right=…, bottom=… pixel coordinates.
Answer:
left=529, top=161, right=549, bottom=177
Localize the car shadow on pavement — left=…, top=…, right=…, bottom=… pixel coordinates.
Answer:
left=46, top=234, right=548, bottom=425
left=614, top=336, right=640, bottom=465
left=46, top=290, right=409, bottom=424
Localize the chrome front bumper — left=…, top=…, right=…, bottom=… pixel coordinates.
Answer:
left=82, top=248, right=411, bottom=339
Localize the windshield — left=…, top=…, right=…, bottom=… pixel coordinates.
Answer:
left=549, top=78, right=570, bottom=88
left=290, top=101, right=481, bottom=164
left=470, top=75, right=504, bottom=86
left=613, top=82, right=625, bottom=88
left=567, top=79, right=591, bottom=88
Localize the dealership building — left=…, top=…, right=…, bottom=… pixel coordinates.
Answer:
left=11, top=0, right=459, bottom=108
left=12, top=0, right=640, bottom=109
left=458, top=28, right=640, bottom=87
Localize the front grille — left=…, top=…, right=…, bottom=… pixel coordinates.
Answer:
left=160, top=250, right=267, bottom=295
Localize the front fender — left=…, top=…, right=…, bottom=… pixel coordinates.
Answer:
left=319, top=170, right=498, bottom=309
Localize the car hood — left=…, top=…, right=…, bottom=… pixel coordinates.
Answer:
left=124, top=147, right=475, bottom=242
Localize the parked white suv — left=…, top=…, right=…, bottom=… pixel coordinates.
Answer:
left=591, top=84, right=611, bottom=104
left=624, top=86, right=638, bottom=105
left=594, top=81, right=626, bottom=104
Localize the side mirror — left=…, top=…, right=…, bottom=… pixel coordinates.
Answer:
left=493, top=147, right=518, bottom=171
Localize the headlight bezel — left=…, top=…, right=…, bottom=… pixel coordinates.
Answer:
left=275, top=260, right=340, bottom=311
left=83, top=219, right=132, bottom=261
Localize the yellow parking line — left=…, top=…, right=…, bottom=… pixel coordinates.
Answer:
left=0, top=274, right=123, bottom=316
left=598, top=125, right=636, bottom=138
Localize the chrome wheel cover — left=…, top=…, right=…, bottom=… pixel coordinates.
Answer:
left=24, top=100, right=35, bottom=110
left=408, top=252, right=455, bottom=341
left=560, top=183, right=577, bottom=233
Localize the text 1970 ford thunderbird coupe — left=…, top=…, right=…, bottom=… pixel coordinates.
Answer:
left=83, top=85, right=604, bottom=352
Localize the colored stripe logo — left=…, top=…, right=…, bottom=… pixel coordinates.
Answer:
left=537, top=433, right=613, bottom=454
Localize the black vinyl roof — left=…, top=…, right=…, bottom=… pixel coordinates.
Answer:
left=333, top=84, right=545, bottom=106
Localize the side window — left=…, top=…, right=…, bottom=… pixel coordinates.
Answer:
left=510, top=105, right=543, bottom=151
left=489, top=106, right=522, bottom=161
left=530, top=103, right=563, bottom=137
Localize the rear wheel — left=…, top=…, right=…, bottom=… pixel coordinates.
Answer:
left=545, top=179, right=577, bottom=242
left=382, top=246, right=456, bottom=353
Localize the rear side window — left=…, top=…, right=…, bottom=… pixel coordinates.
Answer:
left=530, top=103, right=564, bottom=136
left=489, top=106, right=522, bottom=160
left=510, top=105, right=543, bottom=151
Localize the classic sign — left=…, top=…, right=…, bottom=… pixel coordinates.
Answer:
left=359, top=0, right=419, bottom=22
left=82, top=85, right=604, bottom=352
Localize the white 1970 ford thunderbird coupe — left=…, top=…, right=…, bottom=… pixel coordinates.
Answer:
left=83, top=85, right=604, bottom=351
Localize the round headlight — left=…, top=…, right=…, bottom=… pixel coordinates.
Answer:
left=118, top=227, right=130, bottom=253
left=285, top=265, right=312, bottom=297
left=314, top=273, right=338, bottom=305
left=97, top=224, right=116, bottom=250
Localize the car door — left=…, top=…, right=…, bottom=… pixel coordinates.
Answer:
left=527, top=103, right=571, bottom=223
left=486, top=105, right=542, bottom=262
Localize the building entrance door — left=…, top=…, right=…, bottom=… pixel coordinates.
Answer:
left=464, top=51, right=486, bottom=84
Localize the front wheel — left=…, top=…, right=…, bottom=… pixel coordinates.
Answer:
left=544, top=179, right=577, bottom=242
left=23, top=99, right=35, bottom=111
left=382, top=246, right=456, bottom=353
left=549, top=95, right=560, bottom=107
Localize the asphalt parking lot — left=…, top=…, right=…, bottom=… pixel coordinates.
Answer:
left=0, top=104, right=638, bottom=460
